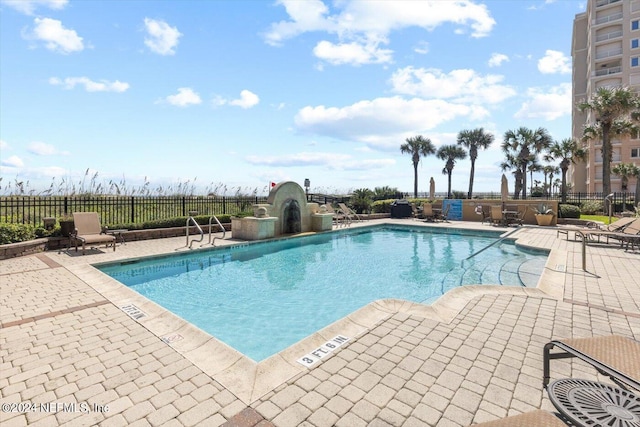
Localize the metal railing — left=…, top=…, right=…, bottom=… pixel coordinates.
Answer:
left=207, top=215, right=226, bottom=246
left=1, top=195, right=267, bottom=227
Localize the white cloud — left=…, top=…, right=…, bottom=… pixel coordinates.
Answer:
left=390, top=66, right=516, bottom=104
left=313, top=39, right=393, bottom=66
left=294, top=96, right=488, bottom=149
left=514, top=83, right=571, bottom=121
left=163, top=87, right=202, bottom=107
left=229, top=90, right=260, bottom=109
left=1, top=0, right=67, bottom=15
left=27, top=142, right=57, bottom=156
left=264, top=0, right=495, bottom=65
left=1, top=155, right=24, bottom=167
left=538, top=49, right=571, bottom=74
left=0, top=140, right=8, bottom=150
left=414, top=41, right=429, bottom=55
left=214, top=90, right=260, bottom=109
left=144, top=18, right=182, bottom=55
left=27, top=17, right=84, bottom=54
left=488, top=53, right=509, bottom=67
left=49, top=77, right=130, bottom=92
left=245, top=151, right=395, bottom=171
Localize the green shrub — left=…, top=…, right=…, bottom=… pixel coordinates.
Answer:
left=558, top=204, right=580, bottom=219
left=580, top=200, right=603, bottom=215
left=371, top=199, right=396, bottom=213
left=350, top=188, right=374, bottom=213
left=0, top=223, right=36, bottom=244
left=107, top=214, right=236, bottom=231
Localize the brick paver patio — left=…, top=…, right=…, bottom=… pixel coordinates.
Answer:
left=1, top=220, right=638, bottom=426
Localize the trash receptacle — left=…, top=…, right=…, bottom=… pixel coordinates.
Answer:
left=390, top=200, right=412, bottom=218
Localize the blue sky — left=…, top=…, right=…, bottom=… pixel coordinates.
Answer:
left=0, top=0, right=584, bottom=196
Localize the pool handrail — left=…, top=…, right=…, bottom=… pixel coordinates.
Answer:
left=207, top=215, right=226, bottom=246
left=463, top=225, right=588, bottom=272
left=186, top=216, right=204, bottom=249
left=462, top=226, right=524, bottom=267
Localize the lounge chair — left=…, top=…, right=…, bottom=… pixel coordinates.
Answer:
left=71, top=212, right=116, bottom=255
left=558, top=216, right=637, bottom=241
left=583, top=218, right=640, bottom=247
left=338, top=203, right=361, bottom=222
left=324, top=204, right=347, bottom=227
left=543, top=335, right=640, bottom=392
left=472, top=410, right=567, bottom=426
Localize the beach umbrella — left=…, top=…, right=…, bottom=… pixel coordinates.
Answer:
left=429, top=177, right=435, bottom=199
left=501, top=174, right=509, bottom=203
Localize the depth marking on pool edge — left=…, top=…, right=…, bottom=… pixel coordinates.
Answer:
left=297, top=335, right=350, bottom=368
left=120, top=304, right=147, bottom=321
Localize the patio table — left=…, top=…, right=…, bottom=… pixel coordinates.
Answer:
left=548, top=378, right=640, bottom=427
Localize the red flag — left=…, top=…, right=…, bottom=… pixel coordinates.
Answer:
left=270, top=182, right=276, bottom=188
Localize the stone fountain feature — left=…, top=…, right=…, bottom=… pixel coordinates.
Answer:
left=231, top=181, right=334, bottom=241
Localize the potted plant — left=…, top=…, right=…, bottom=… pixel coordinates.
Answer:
left=58, top=215, right=75, bottom=237
left=532, top=203, right=555, bottom=226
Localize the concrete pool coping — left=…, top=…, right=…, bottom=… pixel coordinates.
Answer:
left=62, top=220, right=565, bottom=404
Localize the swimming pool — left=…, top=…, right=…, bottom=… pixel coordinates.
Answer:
left=98, top=225, right=548, bottom=361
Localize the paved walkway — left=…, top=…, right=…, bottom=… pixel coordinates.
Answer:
left=1, top=220, right=638, bottom=426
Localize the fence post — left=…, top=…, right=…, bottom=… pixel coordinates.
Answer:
left=64, top=196, right=68, bottom=216
left=131, top=196, right=135, bottom=223
left=182, top=196, right=186, bottom=217
left=223, top=197, right=226, bottom=215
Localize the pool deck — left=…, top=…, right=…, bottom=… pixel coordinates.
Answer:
left=1, top=219, right=639, bottom=426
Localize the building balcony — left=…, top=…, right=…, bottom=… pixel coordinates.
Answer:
left=595, top=47, right=623, bottom=60
left=594, top=12, right=623, bottom=26
left=595, top=30, right=623, bottom=43
left=594, top=66, right=622, bottom=76
left=596, top=0, right=621, bottom=7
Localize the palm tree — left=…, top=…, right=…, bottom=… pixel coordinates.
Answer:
left=544, top=138, right=588, bottom=203
left=542, top=165, right=560, bottom=197
left=631, top=165, right=640, bottom=210
left=400, top=135, right=436, bottom=198
left=501, top=127, right=552, bottom=200
left=436, top=145, right=467, bottom=199
left=528, top=161, right=542, bottom=196
left=612, top=162, right=639, bottom=212
left=456, top=128, right=494, bottom=199
left=578, top=86, right=640, bottom=197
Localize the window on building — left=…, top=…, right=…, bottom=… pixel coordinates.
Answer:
left=632, top=57, right=640, bottom=67
left=632, top=148, right=640, bottom=158
left=634, top=20, right=640, bottom=31
left=633, top=39, right=640, bottom=49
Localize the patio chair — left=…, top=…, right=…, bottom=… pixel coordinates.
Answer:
left=437, top=203, right=451, bottom=222
left=490, top=205, right=503, bottom=226
left=71, top=212, right=116, bottom=255
left=472, top=410, right=567, bottom=426
left=474, top=205, right=490, bottom=224
left=543, top=335, right=640, bottom=392
left=410, top=203, right=422, bottom=220
left=421, top=203, right=436, bottom=222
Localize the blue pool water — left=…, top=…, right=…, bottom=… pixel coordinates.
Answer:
left=98, top=225, right=548, bottom=361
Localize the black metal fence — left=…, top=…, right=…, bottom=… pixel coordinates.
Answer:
left=2, top=192, right=637, bottom=228
left=0, top=195, right=268, bottom=227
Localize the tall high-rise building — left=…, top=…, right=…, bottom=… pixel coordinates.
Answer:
left=571, top=0, right=640, bottom=193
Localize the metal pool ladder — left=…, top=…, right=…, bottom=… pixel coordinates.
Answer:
left=186, top=215, right=227, bottom=249
left=207, top=215, right=226, bottom=246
